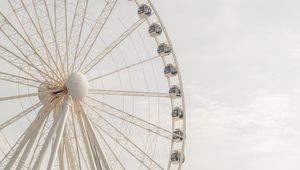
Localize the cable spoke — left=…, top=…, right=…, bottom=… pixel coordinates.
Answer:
left=89, top=56, right=159, bottom=82
left=81, top=18, right=147, bottom=74
left=85, top=96, right=174, bottom=140
left=24, top=0, right=65, bottom=80
left=3, top=103, right=54, bottom=169
left=78, top=103, right=110, bottom=170
left=64, top=0, right=69, bottom=75
left=73, top=101, right=97, bottom=169
left=16, top=111, right=50, bottom=169
left=90, top=121, right=126, bottom=170
left=63, top=128, right=77, bottom=169
left=0, top=71, right=40, bottom=88
left=57, top=138, right=65, bottom=169
left=0, top=93, right=39, bottom=102
left=75, top=0, right=118, bottom=71
left=8, top=0, right=52, bottom=80
left=0, top=12, right=63, bottom=83
left=0, top=87, right=62, bottom=102
left=86, top=104, right=164, bottom=170
left=27, top=112, right=51, bottom=168
left=0, top=44, right=50, bottom=84
left=89, top=89, right=170, bottom=98
left=41, top=0, right=66, bottom=79
left=54, top=0, right=69, bottom=75
left=68, top=0, right=88, bottom=73
left=30, top=0, right=65, bottom=81
left=0, top=129, right=25, bottom=169
left=70, top=107, right=82, bottom=169
left=0, top=102, right=42, bottom=130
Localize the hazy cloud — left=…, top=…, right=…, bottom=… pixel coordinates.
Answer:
left=153, top=0, right=300, bottom=169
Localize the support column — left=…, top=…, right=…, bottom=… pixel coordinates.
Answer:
left=80, top=104, right=110, bottom=170
left=47, top=96, right=71, bottom=170
left=5, top=104, right=52, bottom=170
left=32, top=96, right=71, bottom=170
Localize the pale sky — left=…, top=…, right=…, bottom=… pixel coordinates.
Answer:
left=1, top=0, right=300, bottom=169
left=153, top=0, right=300, bottom=169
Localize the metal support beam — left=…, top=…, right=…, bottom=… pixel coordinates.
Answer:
left=75, top=102, right=96, bottom=170
left=4, top=104, right=53, bottom=169
left=32, top=96, right=71, bottom=170
left=79, top=104, right=110, bottom=170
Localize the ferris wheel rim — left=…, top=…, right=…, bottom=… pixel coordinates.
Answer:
left=139, top=0, right=187, bottom=169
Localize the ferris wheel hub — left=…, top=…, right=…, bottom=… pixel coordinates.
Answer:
left=66, top=72, right=89, bottom=100
left=38, top=83, right=63, bottom=105
left=38, top=83, right=53, bottom=105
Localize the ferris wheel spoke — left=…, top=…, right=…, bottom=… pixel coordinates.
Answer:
left=91, top=121, right=126, bottom=170
left=8, top=0, right=55, bottom=80
left=69, top=107, right=83, bottom=169
left=0, top=102, right=42, bottom=131
left=0, top=93, right=39, bottom=102
left=0, top=44, right=53, bottom=84
left=73, top=101, right=97, bottom=170
left=76, top=0, right=118, bottom=71
left=29, top=0, right=66, bottom=81
left=85, top=96, right=175, bottom=140
left=0, top=87, right=62, bottom=102
left=89, top=56, right=160, bottom=82
left=0, top=71, right=40, bottom=88
left=81, top=18, right=147, bottom=74
left=0, top=104, right=53, bottom=168
left=48, top=105, right=66, bottom=170
left=4, top=103, right=53, bottom=169
left=0, top=12, right=63, bottom=84
left=57, top=139, right=65, bottom=169
left=0, top=51, right=43, bottom=83
left=64, top=0, right=69, bottom=75
left=86, top=104, right=164, bottom=170
left=16, top=113, right=51, bottom=169
left=0, top=127, right=25, bottom=169
left=65, top=122, right=82, bottom=169
left=40, top=0, right=66, bottom=79
left=53, top=0, right=69, bottom=75
left=1, top=21, right=62, bottom=82
left=63, top=128, right=77, bottom=170
left=76, top=142, right=89, bottom=169
left=27, top=112, right=51, bottom=168
left=78, top=103, right=111, bottom=170
left=27, top=0, right=65, bottom=80
left=89, top=89, right=170, bottom=98
left=68, top=0, right=88, bottom=73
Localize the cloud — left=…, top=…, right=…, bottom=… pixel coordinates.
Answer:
left=184, top=81, right=300, bottom=169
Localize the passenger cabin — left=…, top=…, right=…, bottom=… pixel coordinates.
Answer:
left=171, top=151, right=185, bottom=164
left=164, top=64, right=177, bottom=77
left=169, top=85, right=181, bottom=99
left=157, top=43, right=172, bottom=57
left=172, top=107, right=184, bottom=120
left=148, top=23, right=162, bottom=37
left=173, top=129, right=184, bottom=142
left=138, top=4, right=152, bottom=18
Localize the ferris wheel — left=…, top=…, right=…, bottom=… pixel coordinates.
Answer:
left=0, top=0, right=186, bottom=169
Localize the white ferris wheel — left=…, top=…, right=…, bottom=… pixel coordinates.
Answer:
left=0, top=0, right=186, bottom=169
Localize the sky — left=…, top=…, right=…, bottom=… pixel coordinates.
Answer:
left=153, top=0, right=300, bottom=169
left=1, top=0, right=300, bottom=169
